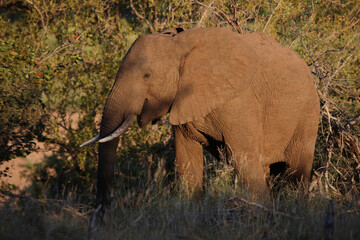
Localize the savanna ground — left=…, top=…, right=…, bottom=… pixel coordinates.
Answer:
left=0, top=1, right=359, bottom=239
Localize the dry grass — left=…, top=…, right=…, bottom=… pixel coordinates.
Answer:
left=1, top=187, right=359, bottom=240
left=1, top=158, right=359, bottom=240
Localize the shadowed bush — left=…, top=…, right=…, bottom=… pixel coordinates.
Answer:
left=0, top=1, right=359, bottom=238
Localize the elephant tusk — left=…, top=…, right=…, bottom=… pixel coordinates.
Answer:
left=79, top=116, right=134, bottom=147
left=98, top=115, right=134, bottom=143
left=80, top=134, right=100, bottom=147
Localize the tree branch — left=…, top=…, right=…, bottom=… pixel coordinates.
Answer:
left=130, top=0, right=155, bottom=32
left=263, top=0, right=283, bottom=32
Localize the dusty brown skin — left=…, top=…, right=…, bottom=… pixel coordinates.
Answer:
left=89, top=27, right=320, bottom=205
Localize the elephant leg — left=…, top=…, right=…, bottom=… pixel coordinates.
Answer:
left=231, top=151, right=268, bottom=197
left=220, top=111, right=268, bottom=197
left=174, top=126, right=204, bottom=196
left=284, top=127, right=316, bottom=182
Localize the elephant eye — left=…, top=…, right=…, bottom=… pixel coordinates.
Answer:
left=144, top=74, right=150, bottom=79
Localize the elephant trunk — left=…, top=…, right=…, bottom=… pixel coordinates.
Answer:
left=97, top=138, right=119, bottom=206
left=96, top=116, right=133, bottom=206
left=96, top=73, right=145, bottom=206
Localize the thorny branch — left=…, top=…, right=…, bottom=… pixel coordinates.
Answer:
left=35, top=29, right=88, bottom=66
left=304, top=33, right=360, bottom=195
left=130, top=0, right=155, bottom=32
left=263, top=0, right=283, bottom=32
left=226, top=196, right=298, bottom=219
left=25, top=0, right=49, bottom=54
left=197, top=0, right=215, bottom=27
left=25, top=0, right=47, bottom=31
left=193, top=0, right=242, bottom=33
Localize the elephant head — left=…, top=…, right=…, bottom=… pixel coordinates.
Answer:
left=81, top=27, right=258, bottom=206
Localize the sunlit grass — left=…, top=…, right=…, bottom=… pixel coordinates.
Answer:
left=1, top=158, right=359, bottom=240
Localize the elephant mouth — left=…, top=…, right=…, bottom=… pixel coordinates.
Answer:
left=80, top=115, right=135, bottom=147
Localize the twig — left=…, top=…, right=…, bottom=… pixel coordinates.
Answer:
left=325, top=18, right=360, bottom=41
left=263, top=0, right=283, bottom=32
left=216, top=10, right=242, bottom=33
left=346, top=114, right=360, bottom=128
left=226, top=196, right=295, bottom=218
left=88, top=204, right=103, bottom=240
left=197, top=0, right=215, bottom=27
left=130, top=0, right=155, bottom=32
left=227, top=196, right=268, bottom=210
left=25, top=0, right=48, bottom=54
left=329, top=36, right=359, bottom=81
left=325, top=0, right=344, bottom=6
left=0, top=189, right=91, bottom=220
left=36, top=29, right=88, bottom=66
left=193, top=1, right=242, bottom=33
left=0, top=189, right=86, bottom=205
left=307, top=48, right=344, bottom=67
left=25, top=0, right=47, bottom=31
left=0, top=189, right=30, bottom=200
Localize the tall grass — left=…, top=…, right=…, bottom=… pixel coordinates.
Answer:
left=1, top=156, right=359, bottom=240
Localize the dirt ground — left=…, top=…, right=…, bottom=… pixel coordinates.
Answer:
left=0, top=114, right=85, bottom=192
left=0, top=142, right=52, bottom=191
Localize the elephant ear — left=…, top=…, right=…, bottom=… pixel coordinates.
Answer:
left=169, top=28, right=258, bottom=125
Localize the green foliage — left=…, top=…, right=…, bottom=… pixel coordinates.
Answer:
left=128, top=0, right=202, bottom=31
left=123, top=0, right=360, bottom=198
left=0, top=17, right=48, bottom=163
left=1, top=1, right=359, bottom=238
left=0, top=0, right=359, bottom=203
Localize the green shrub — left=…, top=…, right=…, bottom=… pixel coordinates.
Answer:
left=0, top=0, right=359, bottom=202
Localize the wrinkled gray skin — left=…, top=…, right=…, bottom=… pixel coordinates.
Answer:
left=82, top=27, right=320, bottom=206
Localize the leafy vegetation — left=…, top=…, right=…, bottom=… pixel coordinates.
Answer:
left=0, top=0, right=359, bottom=239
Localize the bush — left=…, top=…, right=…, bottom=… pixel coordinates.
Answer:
left=0, top=0, right=359, bottom=202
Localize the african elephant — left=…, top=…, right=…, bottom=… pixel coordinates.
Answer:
left=81, top=27, right=320, bottom=206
